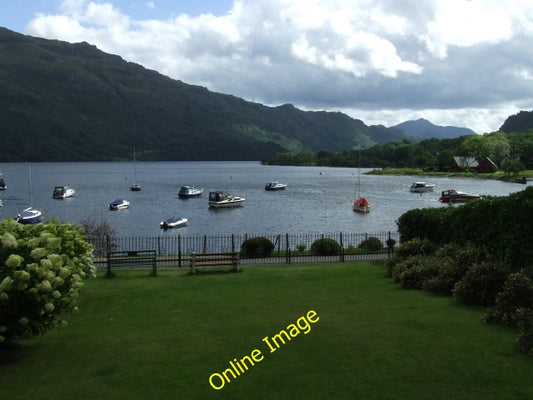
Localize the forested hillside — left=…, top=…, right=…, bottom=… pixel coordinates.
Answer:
left=0, top=27, right=408, bottom=162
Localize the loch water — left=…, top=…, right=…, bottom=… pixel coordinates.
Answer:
left=0, top=161, right=528, bottom=237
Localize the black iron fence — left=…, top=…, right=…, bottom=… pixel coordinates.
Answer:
left=87, top=231, right=399, bottom=270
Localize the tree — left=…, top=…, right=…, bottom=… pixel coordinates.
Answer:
left=461, top=134, right=490, bottom=160
left=0, top=218, right=95, bottom=344
left=486, top=131, right=511, bottom=166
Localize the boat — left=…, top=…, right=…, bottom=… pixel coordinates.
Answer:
left=265, top=181, right=287, bottom=191
left=439, top=189, right=480, bottom=203
left=160, top=217, right=188, bottom=229
left=15, top=166, right=43, bottom=224
left=53, top=186, right=76, bottom=199
left=0, top=199, right=3, bottom=207
left=208, top=191, right=245, bottom=208
left=353, top=197, right=371, bottom=213
left=410, top=182, right=435, bottom=193
left=0, top=176, right=6, bottom=190
left=15, top=207, right=43, bottom=224
left=353, top=154, right=370, bottom=213
left=130, top=148, right=141, bottom=191
left=109, top=198, right=130, bottom=210
left=178, top=185, right=203, bottom=198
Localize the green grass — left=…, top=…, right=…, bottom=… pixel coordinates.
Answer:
left=1, top=263, right=532, bottom=399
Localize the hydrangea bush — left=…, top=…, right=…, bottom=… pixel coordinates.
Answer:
left=0, top=218, right=95, bottom=344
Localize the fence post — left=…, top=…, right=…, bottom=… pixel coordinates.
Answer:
left=178, top=235, right=182, bottom=268
left=231, top=234, right=235, bottom=253
left=286, top=233, right=291, bottom=264
left=340, top=232, right=344, bottom=262
left=203, top=235, right=207, bottom=253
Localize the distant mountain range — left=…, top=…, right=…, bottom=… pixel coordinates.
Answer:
left=1, top=27, right=475, bottom=162
left=392, top=118, right=476, bottom=140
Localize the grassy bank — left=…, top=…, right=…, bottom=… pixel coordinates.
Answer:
left=1, top=263, right=531, bottom=399
left=366, top=167, right=533, bottom=182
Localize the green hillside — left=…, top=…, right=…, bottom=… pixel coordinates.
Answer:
left=0, top=27, right=406, bottom=162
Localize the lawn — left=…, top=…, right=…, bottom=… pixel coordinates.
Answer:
left=1, top=263, right=531, bottom=400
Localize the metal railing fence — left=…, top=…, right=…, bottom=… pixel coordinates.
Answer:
left=87, top=231, right=398, bottom=270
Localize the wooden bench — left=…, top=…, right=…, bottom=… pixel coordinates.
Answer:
left=106, top=250, right=157, bottom=277
left=189, top=252, right=240, bottom=274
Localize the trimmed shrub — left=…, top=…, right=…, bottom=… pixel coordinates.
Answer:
left=310, top=238, right=341, bottom=256
left=485, top=270, right=533, bottom=327
left=240, top=237, right=274, bottom=258
left=358, top=237, right=383, bottom=252
left=453, top=261, right=508, bottom=306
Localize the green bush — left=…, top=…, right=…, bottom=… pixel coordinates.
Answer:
left=485, top=270, right=533, bottom=327
left=310, top=238, right=341, bottom=256
left=394, top=256, right=440, bottom=290
left=0, top=218, right=95, bottom=344
left=358, top=237, right=383, bottom=252
left=240, top=237, right=275, bottom=258
left=452, top=261, right=508, bottom=306
left=385, top=238, right=437, bottom=278
left=423, top=245, right=484, bottom=296
left=516, top=307, right=533, bottom=356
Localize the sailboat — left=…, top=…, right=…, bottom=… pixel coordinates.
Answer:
left=15, top=166, right=44, bottom=224
left=130, top=147, right=141, bottom=191
left=353, top=154, right=370, bottom=213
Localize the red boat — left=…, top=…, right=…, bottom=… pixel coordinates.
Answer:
left=439, top=189, right=480, bottom=203
left=353, top=197, right=370, bottom=213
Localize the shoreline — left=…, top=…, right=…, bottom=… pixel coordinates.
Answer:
left=365, top=167, right=532, bottom=184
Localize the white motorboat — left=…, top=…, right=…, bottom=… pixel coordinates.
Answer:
left=208, top=191, right=245, bottom=208
left=15, top=207, right=43, bottom=224
left=109, top=198, right=130, bottom=210
left=160, top=217, right=188, bottom=229
left=53, top=186, right=76, bottom=199
left=410, top=182, right=436, bottom=193
left=0, top=176, right=6, bottom=190
left=178, top=185, right=203, bottom=198
left=265, top=181, right=287, bottom=191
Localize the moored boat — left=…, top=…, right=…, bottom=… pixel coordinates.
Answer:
left=109, top=198, right=130, bottom=210
left=53, top=185, right=76, bottom=199
left=15, top=207, right=43, bottom=224
left=409, top=182, right=435, bottom=193
left=0, top=176, right=6, bottom=190
left=439, top=189, right=480, bottom=203
left=178, top=186, right=203, bottom=198
left=130, top=183, right=142, bottom=192
left=208, top=191, right=245, bottom=208
left=353, top=197, right=371, bottom=213
left=160, top=217, right=188, bottom=229
left=265, top=181, right=287, bottom=191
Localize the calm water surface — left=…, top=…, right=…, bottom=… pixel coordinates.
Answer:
left=0, top=161, right=528, bottom=236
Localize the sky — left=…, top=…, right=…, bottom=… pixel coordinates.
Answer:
left=2, top=1, right=533, bottom=134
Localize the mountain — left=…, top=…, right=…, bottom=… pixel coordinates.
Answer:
left=392, top=118, right=476, bottom=141
left=0, top=27, right=408, bottom=162
left=500, top=110, right=533, bottom=133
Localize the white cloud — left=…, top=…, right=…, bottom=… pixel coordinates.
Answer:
left=24, top=0, right=533, bottom=133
